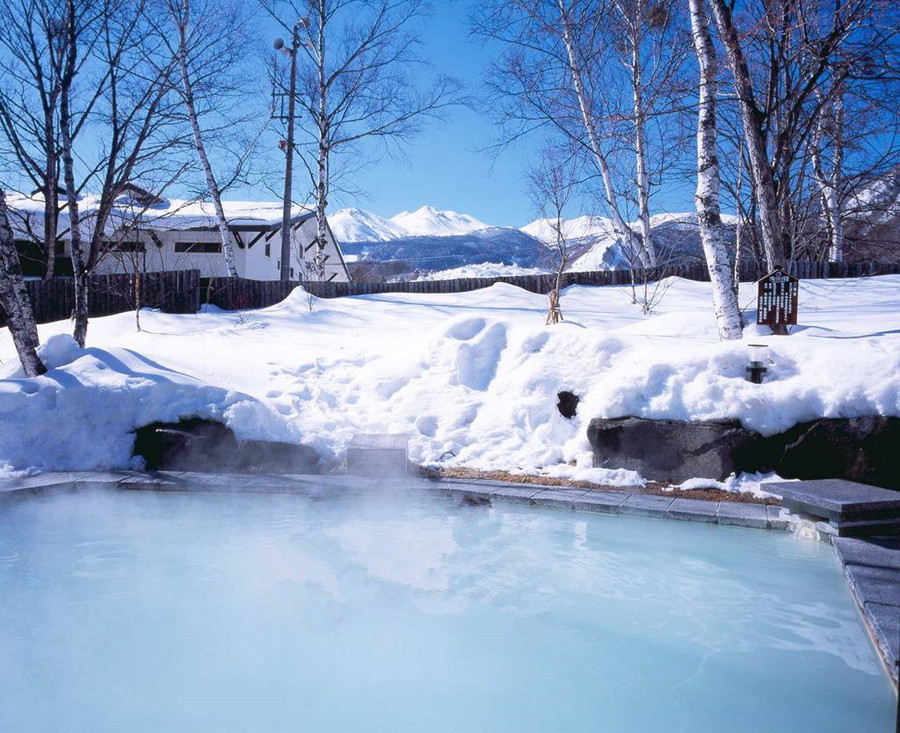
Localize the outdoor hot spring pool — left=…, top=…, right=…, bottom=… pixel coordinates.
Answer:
left=0, top=488, right=894, bottom=732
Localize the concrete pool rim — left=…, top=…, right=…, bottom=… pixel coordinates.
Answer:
left=1, top=469, right=897, bottom=692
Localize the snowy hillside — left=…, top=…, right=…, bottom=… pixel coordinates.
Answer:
left=330, top=208, right=410, bottom=242
left=341, top=226, right=547, bottom=275
left=390, top=205, right=489, bottom=237
left=2, top=275, right=899, bottom=497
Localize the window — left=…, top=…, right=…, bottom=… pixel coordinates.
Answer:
left=175, top=241, right=221, bottom=254
left=106, top=240, right=145, bottom=253
left=265, top=241, right=271, bottom=257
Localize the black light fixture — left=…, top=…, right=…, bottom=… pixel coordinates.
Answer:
left=746, top=343, right=769, bottom=384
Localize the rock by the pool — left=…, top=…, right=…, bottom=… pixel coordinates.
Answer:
left=586, top=416, right=899, bottom=488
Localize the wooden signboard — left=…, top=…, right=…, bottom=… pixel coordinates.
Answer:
left=757, top=268, right=798, bottom=334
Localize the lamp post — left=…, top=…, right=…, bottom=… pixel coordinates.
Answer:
left=273, top=20, right=305, bottom=282
left=746, top=343, right=769, bottom=384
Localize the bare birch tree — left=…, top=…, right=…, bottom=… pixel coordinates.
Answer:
left=0, top=0, right=105, bottom=279
left=265, top=0, right=463, bottom=280
left=0, top=188, right=46, bottom=376
left=528, top=149, right=581, bottom=324
left=165, top=0, right=246, bottom=278
left=708, top=0, right=896, bottom=270
left=687, top=0, right=741, bottom=340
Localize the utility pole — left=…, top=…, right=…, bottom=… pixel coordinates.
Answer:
left=273, top=20, right=304, bottom=281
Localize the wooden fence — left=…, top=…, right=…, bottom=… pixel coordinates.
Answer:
left=204, top=260, right=900, bottom=310
left=4, top=261, right=898, bottom=326
left=4, top=270, right=201, bottom=327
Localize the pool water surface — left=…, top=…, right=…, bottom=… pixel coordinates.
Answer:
left=0, top=488, right=894, bottom=732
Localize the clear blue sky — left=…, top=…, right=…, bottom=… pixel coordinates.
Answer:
left=293, top=0, right=695, bottom=227
left=255, top=0, right=550, bottom=228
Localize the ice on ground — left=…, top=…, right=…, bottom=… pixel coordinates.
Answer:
left=1, top=275, right=898, bottom=491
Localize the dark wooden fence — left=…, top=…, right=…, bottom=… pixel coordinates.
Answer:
left=5, top=270, right=201, bottom=327
left=203, top=260, right=900, bottom=310
left=5, top=261, right=898, bottom=326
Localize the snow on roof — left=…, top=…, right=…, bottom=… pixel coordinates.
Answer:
left=5, top=191, right=315, bottom=239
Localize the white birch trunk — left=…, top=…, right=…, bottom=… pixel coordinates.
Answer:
left=812, top=87, right=844, bottom=264
left=314, top=7, right=329, bottom=281
left=556, top=0, right=643, bottom=266
left=708, top=0, right=785, bottom=271
left=174, top=0, right=238, bottom=278
left=0, top=189, right=46, bottom=377
left=689, top=0, right=742, bottom=341
left=58, top=7, right=89, bottom=348
left=629, top=9, right=656, bottom=267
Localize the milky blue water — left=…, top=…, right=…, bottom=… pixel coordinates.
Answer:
left=0, top=489, right=894, bottom=732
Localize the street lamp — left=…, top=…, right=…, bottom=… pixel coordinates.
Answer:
left=273, top=19, right=306, bottom=282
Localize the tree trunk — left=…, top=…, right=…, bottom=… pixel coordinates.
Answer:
left=42, top=138, right=58, bottom=280
left=0, top=189, right=46, bottom=377
left=630, top=17, right=656, bottom=267
left=812, top=86, right=844, bottom=264
left=709, top=0, right=784, bottom=271
left=174, top=0, right=238, bottom=278
left=557, top=0, right=643, bottom=265
left=58, top=5, right=88, bottom=348
left=314, top=7, right=329, bottom=281
left=689, top=0, right=742, bottom=341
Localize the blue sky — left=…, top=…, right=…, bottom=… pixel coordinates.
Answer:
left=258, top=0, right=549, bottom=228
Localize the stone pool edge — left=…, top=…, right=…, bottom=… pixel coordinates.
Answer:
left=1, top=469, right=897, bottom=691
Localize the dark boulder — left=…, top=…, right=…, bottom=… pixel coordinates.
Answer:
left=776, top=416, right=899, bottom=489
left=587, top=417, right=773, bottom=483
left=133, top=418, right=320, bottom=474
left=587, top=415, right=900, bottom=488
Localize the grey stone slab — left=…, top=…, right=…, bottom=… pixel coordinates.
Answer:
left=861, top=602, right=899, bottom=683
left=531, top=488, right=589, bottom=509
left=768, top=479, right=900, bottom=522
left=843, top=563, right=900, bottom=608
left=716, top=502, right=769, bottom=529
left=766, top=505, right=793, bottom=531
left=488, top=486, right=541, bottom=504
left=446, top=483, right=496, bottom=500
left=668, top=498, right=719, bottom=523
left=617, top=494, right=675, bottom=518
left=833, top=537, right=900, bottom=571
left=0, top=472, right=82, bottom=493
left=573, top=491, right=631, bottom=513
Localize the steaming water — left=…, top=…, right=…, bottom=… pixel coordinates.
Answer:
left=0, top=489, right=894, bottom=732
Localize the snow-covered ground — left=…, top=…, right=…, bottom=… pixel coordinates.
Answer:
left=1, top=275, right=898, bottom=495
left=408, top=263, right=549, bottom=280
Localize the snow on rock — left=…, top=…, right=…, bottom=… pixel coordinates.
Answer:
left=390, top=205, right=489, bottom=237
left=0, top=344, right=297, bottom=472
left=1, top=275, right=899, bottom=491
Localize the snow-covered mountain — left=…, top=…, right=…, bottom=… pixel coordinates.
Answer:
left=390, top=205, right=489, bottom=237
left=331, top=205, right=741, bottom=279
left=329, top=208, right=410, bottom=243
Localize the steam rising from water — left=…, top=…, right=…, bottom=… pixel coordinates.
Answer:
left=0, top=488, right=893, bottom=732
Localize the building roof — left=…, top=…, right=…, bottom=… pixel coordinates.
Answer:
left=6, top=191, right=317, bottom=239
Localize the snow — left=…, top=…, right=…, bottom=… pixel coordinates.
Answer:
left=6, top=191, right=312, bottom=240
left=1, top=274, right=899, bottom=495
left=330, top=207, right=410, bottom=243
left=390, top=205, right=489, bottom=237
left=409, top=262, right=548, bottom=280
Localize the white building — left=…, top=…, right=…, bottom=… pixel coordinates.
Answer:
left=8, top=188, right=351, bottom=282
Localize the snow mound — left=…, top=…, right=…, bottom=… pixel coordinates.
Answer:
left=0, top=347, right=296, bottom=472
left=1, top=274, right=899, bottom=492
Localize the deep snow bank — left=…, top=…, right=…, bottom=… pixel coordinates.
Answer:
left=0, top=276, right=898, bottom=487
left=0, top=336, right=295, bottom=472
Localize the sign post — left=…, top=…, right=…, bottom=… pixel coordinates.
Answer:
left=757, top=267, right=798, bottom=336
